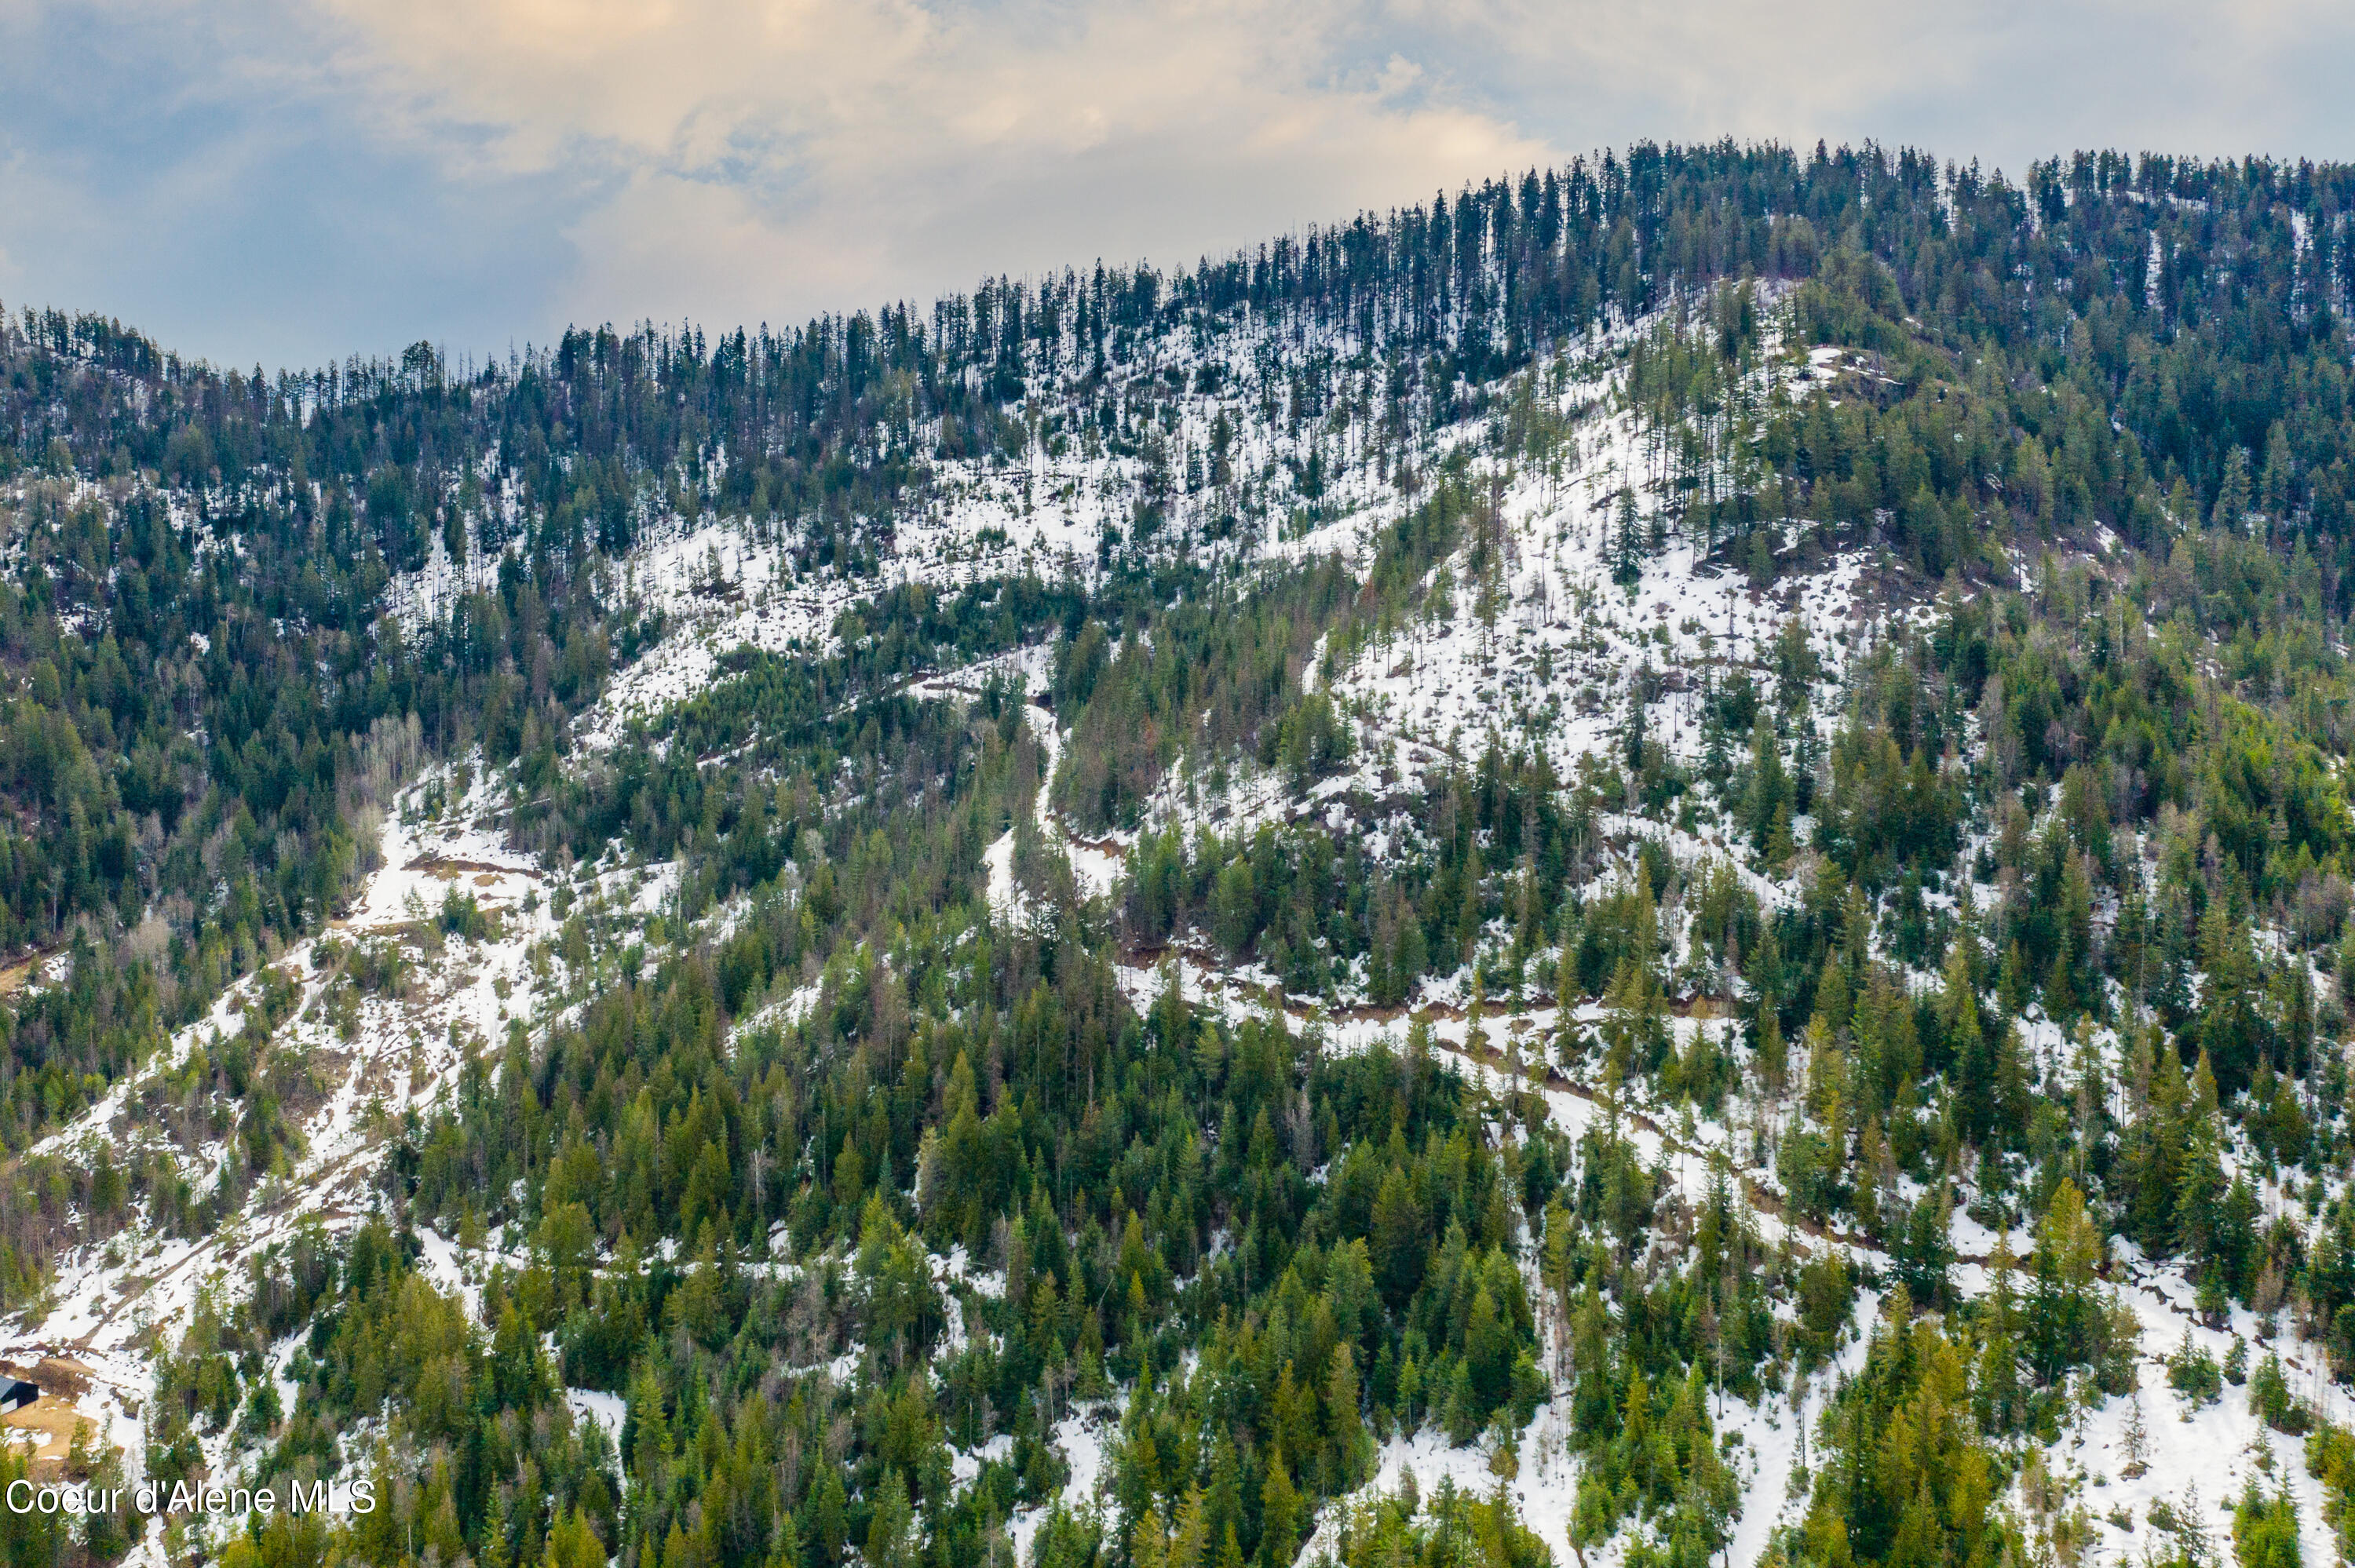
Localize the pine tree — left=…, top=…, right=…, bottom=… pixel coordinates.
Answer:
left=2214, top=447, right=2253, bottom=531
left=1258, top=1452, right=1302, bottom=1568
left=1324, top=1343, right=1370, bottom=1490
left=1613, top=486, right=1644, bottom=586
left=2260, top=420, right=2293, bottom=520
left=2120, top=1391, right=2150, bottom=1477
left=865, top=1470, right=915, bottom=1568
left=1744, top=715, right=1789, bottom=849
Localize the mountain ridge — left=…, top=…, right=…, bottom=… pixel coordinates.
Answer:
left=2, top=140, right=2354, bottom=1568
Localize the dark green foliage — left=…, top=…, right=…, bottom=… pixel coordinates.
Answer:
left=29, top=138, right=2355, bottom=1568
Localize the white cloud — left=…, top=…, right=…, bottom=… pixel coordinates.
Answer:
left=6, top=0, right=2355, bottom=362
left=293, top=0, right=1546, bottom=326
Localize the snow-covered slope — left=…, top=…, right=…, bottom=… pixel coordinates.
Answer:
left=0, top=767, right=591, bottom=1559
left=3, top=285, right=2331, bottom=1568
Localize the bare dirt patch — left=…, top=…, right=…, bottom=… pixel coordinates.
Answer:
left=0, top=1357, right=98, bottom=1478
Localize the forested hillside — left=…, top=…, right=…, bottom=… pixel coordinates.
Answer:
left=6, top=140, right=2355, bottom=1568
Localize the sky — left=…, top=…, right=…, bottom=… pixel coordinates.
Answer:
left=2, top=0, right=2352, bottom=371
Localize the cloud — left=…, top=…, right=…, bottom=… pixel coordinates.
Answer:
left=3, top=0, right=2353, bottom=365
left=1380, top=0, right=2355, bottom=173
left=0, top=0, right=597, bottom=366
left=312, top=0, right=1547, bottom=326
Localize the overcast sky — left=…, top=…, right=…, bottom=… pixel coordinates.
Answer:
left=3, top=0, right=2352, bottom=371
